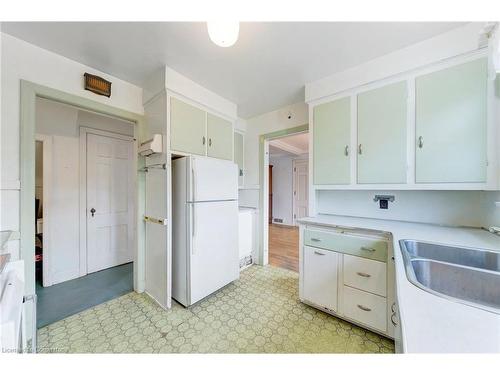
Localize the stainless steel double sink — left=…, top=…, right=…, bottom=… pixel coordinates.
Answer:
left=399, top=240, right=500, bottom=314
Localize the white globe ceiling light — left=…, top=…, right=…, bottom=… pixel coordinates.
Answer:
left=207, top=21, right=239, bottom=47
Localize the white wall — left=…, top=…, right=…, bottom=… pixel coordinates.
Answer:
left=242, top=101, right=308, bottom=194
left=0, top=32, right=143, bottom=259
left=317, top=190, right=487, bottom=227
left=35, top=98, right=134, bottom=284
left=481, top=191, right=500, bottom=228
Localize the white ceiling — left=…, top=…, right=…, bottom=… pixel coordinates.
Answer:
left=1, top=22, right=465, bottom=118
left=269, top=132, right=309, bottom=157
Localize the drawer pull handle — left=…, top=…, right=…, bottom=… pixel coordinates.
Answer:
left=391, top=302, right=396, bottom=313
left=314, top=251, right=326, bottom=256
left=360, top=246, right=376, bottom=252
left=310, top=238, right=322, bottom=242
left=357, top=304, right=372, bottom=312
left=356, top=272, right=371, bottom=278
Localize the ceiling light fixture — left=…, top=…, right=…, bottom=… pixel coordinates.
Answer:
left=207, top=21, right=239, bottom=47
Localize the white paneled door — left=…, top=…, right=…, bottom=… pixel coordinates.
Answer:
left=293, top=159, right=308, bottom=225
left=86, top=133, right=134, bottom=273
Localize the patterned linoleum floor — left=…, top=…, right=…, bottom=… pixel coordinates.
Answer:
left=37, top=265, right=395, bottom=353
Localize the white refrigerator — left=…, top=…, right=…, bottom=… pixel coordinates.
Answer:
left=172, top=156, right=239, bottom=306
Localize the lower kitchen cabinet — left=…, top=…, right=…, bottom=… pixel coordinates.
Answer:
left=300, top=226, right=395, bottom=338
left=302, top=245, right=339, bottom=312
left=343, top=285, right=387, bottom=332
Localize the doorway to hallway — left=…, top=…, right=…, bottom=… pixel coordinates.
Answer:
left=267, top=132, right=309, bottom=272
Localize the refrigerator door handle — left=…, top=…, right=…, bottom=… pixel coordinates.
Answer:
left=191, top=159, right=196, bottom=202
left=191, top=204, right=196, bottom=254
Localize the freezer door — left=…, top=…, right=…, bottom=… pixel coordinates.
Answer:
left=189, top=200, right=239, bottom=305
left=188, top=156, right=238, bottom=202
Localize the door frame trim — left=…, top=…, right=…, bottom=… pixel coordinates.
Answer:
left=79, top=127, right=136, bottom=276
left=292, top=159, right=308, bottom=227
left=20, top=80, right=146, bottom=349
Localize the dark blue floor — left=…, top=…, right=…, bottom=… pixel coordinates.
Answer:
left=36, top=262, right=133, bottom=328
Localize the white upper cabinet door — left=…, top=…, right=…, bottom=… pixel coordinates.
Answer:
left=207, top=113, right=233, bottom=160
left=170, top=97, right=207, bottom=156
left=313, top=97, right=351, bottom=185
left=415, top=58, right=488, bottom=183
left=357, top=81, right=408, bottom=184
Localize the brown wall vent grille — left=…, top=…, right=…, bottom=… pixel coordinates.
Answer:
left=84, top=73, right=112, bottom=97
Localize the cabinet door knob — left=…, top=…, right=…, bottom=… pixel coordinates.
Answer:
left=314, top=250, right=326, bottom=256
left=358, top=144, right=362, bottom=155
left=208, top=138, right=212, bottom=147
left=202, top=136, right=206, bottom=145
left=90, top=208, right=96, bottom=217
left=344, top=145, right=349, bottom=156
left=310, top=238, right=322, bottom=242
left=418, top=136, right=424, bottom=149
left=357, top=304, right=372, bottom=312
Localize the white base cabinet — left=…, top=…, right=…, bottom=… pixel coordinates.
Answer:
left=299, top=225, right=396, bottom=339
left=302, top=246, right=339, bottom=312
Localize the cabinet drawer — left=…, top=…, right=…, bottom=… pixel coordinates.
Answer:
left=304, top=229, right=387, bottom=262
left=343, top=254, right=387, bottom=297
left=302, top=246, right=339, bottom=312
left=343, top=286, right=387, bottom=333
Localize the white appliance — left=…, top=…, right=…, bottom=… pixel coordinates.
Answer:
left=172, top=156, right=239, bottom=307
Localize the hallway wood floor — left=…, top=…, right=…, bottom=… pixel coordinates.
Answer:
left=268, top=224, right=299, bottom=272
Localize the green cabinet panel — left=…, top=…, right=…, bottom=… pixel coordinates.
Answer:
left=313, top=97, right=351, bottom=185
left=233, top=131, right=244, bottom=185
left=207, top=113, right=233, bottom=160
left=170, top=97, right=206, bottom=156
left=415, top=58, right=488, bottom=183
left=304, top=229, right=388, bottom=263
left=357, top=81, right=407, bottom=184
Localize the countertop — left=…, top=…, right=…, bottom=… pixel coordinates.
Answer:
left=298, top=214, right=500, bottom=353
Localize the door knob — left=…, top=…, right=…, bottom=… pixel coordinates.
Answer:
left=90, top=208, right=96, bottom=217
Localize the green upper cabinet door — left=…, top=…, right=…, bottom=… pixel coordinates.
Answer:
left=207, top=113, right=233, bottom=160
left=170, top=97, right=207, bottom=156
left=313, top=97, right=351, bottom=185
left=233, top=131, right=244, bottom=185
left=357, top=81, right=408, bottom=184
left=415, top=58, right=488, bottom=183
